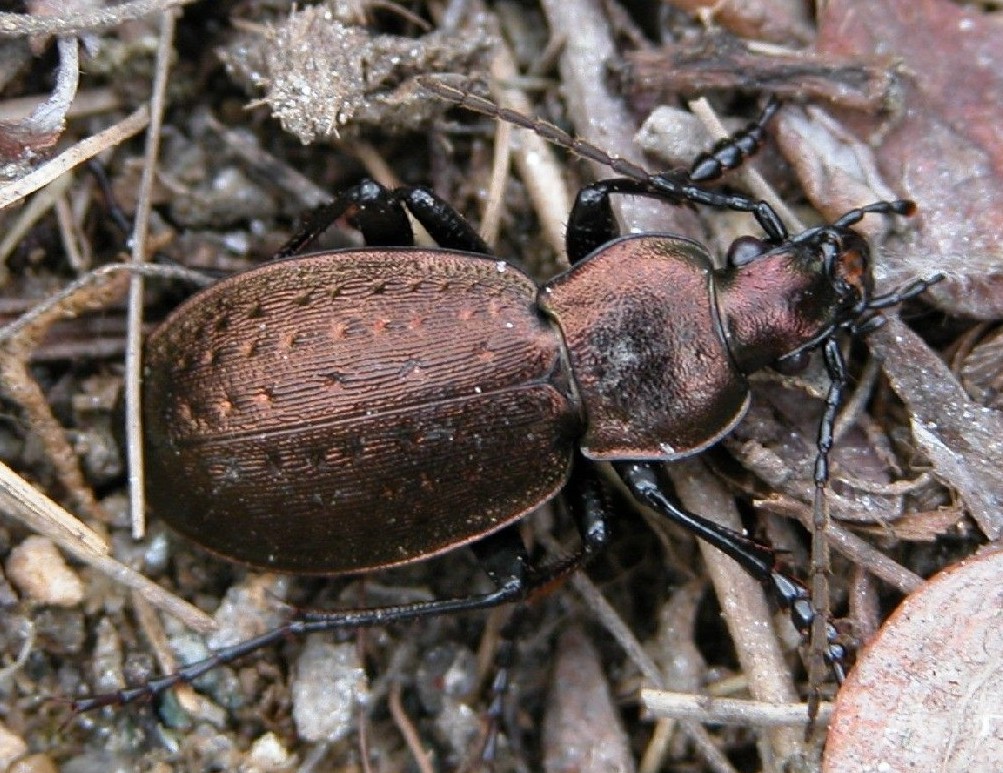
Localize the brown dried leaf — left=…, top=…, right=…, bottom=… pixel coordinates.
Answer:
left=869, top=319, right=1003, bottom=539
left=824, top=547, right=1003, bottom=772
left=728, top=381, right=907, bottom=526
left=815, top=0, right=1003, bottom=318
left=849, top=506, right=966, bottom=543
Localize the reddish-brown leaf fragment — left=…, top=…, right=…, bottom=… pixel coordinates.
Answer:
left=824, top=547, right=1003, bottom=772
left=815, top=0, right=1003, bottom=318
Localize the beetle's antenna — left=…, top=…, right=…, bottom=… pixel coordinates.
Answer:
left=418, top=77, right=654, bottom=184
left=420, top=77, right=789, bottom=240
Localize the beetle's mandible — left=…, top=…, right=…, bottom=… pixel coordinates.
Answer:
left=75, top=83, right=941, bottom=714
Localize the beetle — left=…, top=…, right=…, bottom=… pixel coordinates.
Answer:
left=73, top=83, right=939, bottom=713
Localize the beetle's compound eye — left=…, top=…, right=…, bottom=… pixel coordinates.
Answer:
left=830, top=230, right=873, bottom=301
left=774, top=349, right=810, bottom=375
left=727, top=235, right=770, bottom=266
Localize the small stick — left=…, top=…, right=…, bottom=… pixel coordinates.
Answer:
left=0, top=106, right=149, bottom=210
left=642, top=689, right=833, bottom=728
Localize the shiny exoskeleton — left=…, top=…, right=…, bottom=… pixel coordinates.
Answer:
left=75, top=85, right=940, bottom=715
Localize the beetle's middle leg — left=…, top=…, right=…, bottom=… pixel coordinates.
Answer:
left=276, top=179, right=492, bottom=259
left=613, top=459, right=847, bottom=679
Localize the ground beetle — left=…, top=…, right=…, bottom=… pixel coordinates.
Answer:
left=74, top=81, right=940, bottom=713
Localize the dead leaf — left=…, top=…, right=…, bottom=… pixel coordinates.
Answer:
left=815, top=0, right=1003, bottom=318
left=869, top=319, right=1003, bottom=539
left=824, top=546, right=1003, bottom=772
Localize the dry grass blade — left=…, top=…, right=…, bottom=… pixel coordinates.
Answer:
left=0, top=460, right=214, bottom=633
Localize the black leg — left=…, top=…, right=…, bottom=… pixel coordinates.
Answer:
left=612, top=460, right=846, bottom=675
left=473, top=461, right=613, bottom=766
left=274, top=180, right=414, bottom=258
left=688, top=98, right=781, bottom=183
left=566, top=179, right=640, bottom=264
left=565, top=173, right=789, bottom=264
left=649, top=176, right=789, bottom=242
left=72, top=462, right=615, bottom=714
left=70, top=543, right=531, bottom=713
left=394, top=185, right=491, bottom=255
left=815, top=338, right=846, bottom=490
left=420, top=79, right=791, bottom=252
left=274, top=179, right=492, bottom=259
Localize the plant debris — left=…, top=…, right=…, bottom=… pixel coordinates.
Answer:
left=0, top=0, right=996, bottom=771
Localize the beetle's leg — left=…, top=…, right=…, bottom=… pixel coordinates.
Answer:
left=612, top=460, right=846, bottom=678
left=567, top=178, right=787, bottom=263
left=474, top=461, right=612, bottom=764
left=814, top=338, right=846, bottom=490
left=688, top=98, right=781, bottom=183
left=566, top=180, right=629, bottom=263
left=71, top=466, right=612, bottom=716
left=71, top=560, right=576, bottom=715
left=394, top=185, right=492, bottom=255
left=274, top=179, right=414, bottom=258
left=278, top=179, right=492, bottom=258
left=647, top=176, right=789, bottom=242
left=69, top=539, right=536, bottom=714
left=566, top=180, right=787, bottom=262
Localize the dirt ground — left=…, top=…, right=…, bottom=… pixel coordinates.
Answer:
left=0, top=1, right=1000, bottom=771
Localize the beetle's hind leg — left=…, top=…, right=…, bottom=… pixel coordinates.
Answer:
left=274, top=179, right=492, bottom=259
left=70, top=465, right=614, bottom=717
left=469, top=462, right=614, bottom=765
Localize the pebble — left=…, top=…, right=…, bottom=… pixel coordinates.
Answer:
left=0, top=722, right=27, bottom=770
left=291, top=635, right=367, bottom=743
left=245, top=732, right=294, bottom=772
left=6, top=535, right=83, bottom=607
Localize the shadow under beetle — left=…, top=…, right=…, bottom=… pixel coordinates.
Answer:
left=74, top=81, right=941, bottom=713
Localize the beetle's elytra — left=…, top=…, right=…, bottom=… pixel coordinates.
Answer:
left=75, top=85, right=941, bottom=714
left=145, top=249, right=577, bottom=573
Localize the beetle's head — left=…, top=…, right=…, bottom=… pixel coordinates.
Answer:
left=720, top=199, right=915, bottom=375
left=805, top=225, right=873, bottom=319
